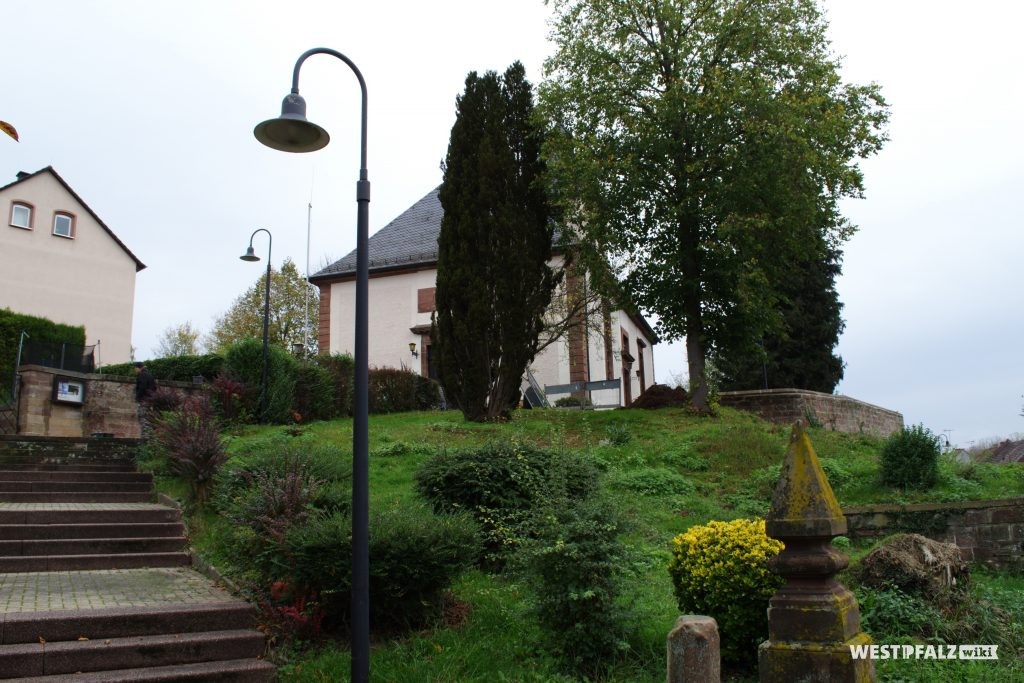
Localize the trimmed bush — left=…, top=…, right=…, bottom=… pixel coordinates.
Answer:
left=223, top=339, right=297, bottom=423
left=415, top=441, right=599, bottom=564
left=315, top=353, right=354, bottom=417
left=522, top=498, right=630, bottom=677
left=368, top=366, right=441, bottom=414
left=668, top=518, right=784, bottom=663
left=286, top=505, right=480, bottom=631
left=292, top=361, right=337, bottom=423
left=880, top=424, right=940, bottom=489
left=102, top=354, right=224, bottom=382
left=554, top=395, right=592, bottom=408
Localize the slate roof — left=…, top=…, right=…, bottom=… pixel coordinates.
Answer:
left=309, top=186, right=658, bottom=343
left=990, top=439, right=1024, bottom=464
left=310, top=187, right=443, bottom=280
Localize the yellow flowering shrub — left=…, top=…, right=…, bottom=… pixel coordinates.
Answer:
left=668, top=518, right=784, bottom=663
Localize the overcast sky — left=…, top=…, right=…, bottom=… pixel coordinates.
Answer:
left=3, top=1, right=1021, bottom=447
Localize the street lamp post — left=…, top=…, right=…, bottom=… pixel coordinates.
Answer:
left=253, top=47, right=371, bottom=683
left=240, top=229, right=272, bottom=424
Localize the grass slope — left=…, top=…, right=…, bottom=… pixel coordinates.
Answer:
left=162, top=407, right=1024, bottom=682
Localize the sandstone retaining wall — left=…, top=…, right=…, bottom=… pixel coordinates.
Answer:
left=15, top=365, right=202, bottom=438
left=844, top=498, right=1024, bottom=568
left=718, top=389, right=903, bottom=437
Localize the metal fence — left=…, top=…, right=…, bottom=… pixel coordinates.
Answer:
left=20, top=339, right=96, bottom=374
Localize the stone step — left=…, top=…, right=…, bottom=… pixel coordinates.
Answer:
left=0, top=536, right=187, bottom=556
left=0, top=603, right=257, bottom=645
left=0, top=506, right=180, bottom=525
left=0, top=471, right=152, bottom=483
left=1, top=658, right=276, bottom=682
left=0, top=522, right=184, bottom=540
left=0, top=492, right=155, bottom=503
left=0, top=457, right=137, bottom=469
left=0, top=629, right=266, bottom=679
left=0, top=463, right=138, bottom=472
left=0, top=551, right=191, bottom=572
left=0, top=481, right=154, bottom=493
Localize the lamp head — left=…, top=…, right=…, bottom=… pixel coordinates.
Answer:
left=254, top=92, right=330, bottom=153
left=240, top=246, right=260, bottom=262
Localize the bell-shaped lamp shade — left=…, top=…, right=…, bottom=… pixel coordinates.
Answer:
left=240, top=246, right=260, bottom=262
left=254, top=92, right=330, bottom=153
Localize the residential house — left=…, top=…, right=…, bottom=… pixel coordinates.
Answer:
left=0, top=167, right=144, bottom=365
left=309, top=188, right=657, bottom=407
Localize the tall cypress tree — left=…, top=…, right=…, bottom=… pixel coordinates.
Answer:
left=434, top=62, right=555, bottom=422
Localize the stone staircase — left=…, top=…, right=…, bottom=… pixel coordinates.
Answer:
left=0, top=436, right=275, bottom=681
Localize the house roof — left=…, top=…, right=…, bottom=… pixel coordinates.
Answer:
left=990, top=439, right=1024, bottom=464
left=311, top=187, right=443, bottom=280
left=311, top=186, right=658, bottom=344
left=0, top=167, right=146, bottom=271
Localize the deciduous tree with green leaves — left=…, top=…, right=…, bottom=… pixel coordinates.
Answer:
left=434, top=61, right=557, bottom=422
left=540, top=0, right=889, bottom=410
left=208, top=258, right=318, bottom=355
left=153, top=321, right=203, bottom=358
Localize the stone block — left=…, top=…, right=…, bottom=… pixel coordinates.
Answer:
left=963, top=509, right=992, bottom=525
left=667, top=615, right=720, bottom=683
left=759, top=633, right=875, bottom=683
left=991, top=507, right=1024, bottom=524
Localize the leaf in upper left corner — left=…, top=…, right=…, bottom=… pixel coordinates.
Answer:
left=0, top=121, right=19, bottom=141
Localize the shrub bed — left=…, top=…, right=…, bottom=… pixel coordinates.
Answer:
left=668, top=518, right=784, bottom=663
left=415, top=441, right=599, bottom=564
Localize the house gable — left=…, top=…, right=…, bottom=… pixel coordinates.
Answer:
left=0, top=167, right=142, bottom=364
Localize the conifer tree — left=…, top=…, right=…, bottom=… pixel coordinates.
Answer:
left=716, top=240, right=846, bottom=392
left=434, top=62, right=555, bottom=422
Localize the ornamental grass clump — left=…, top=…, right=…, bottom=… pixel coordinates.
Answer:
left=668, top=518, right=784, bottom=663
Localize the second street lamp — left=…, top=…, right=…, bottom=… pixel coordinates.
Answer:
left=240, top=228, right=272, bottom=424
left=254, top=47, right=371, bottom=683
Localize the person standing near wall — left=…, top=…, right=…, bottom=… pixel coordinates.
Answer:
left=134, top=362, right=157, bottom=439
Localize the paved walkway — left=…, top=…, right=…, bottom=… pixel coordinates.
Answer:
left=0, top=567, right=241, bottom=613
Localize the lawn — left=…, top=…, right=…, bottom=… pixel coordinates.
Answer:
left=153, top=407, right=1024, bottom=682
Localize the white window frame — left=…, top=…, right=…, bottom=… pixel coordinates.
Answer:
left=9, top=202, right=32, bottom=229
left=52, top=212, right=75, bottom=239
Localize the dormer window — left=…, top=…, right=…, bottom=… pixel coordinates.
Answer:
left=9, top=202, right=32, bottom=229
left=53, top=212, right=75, bottom=238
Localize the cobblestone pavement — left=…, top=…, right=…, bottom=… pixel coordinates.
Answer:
left=0, top=567, right=243, bottom=614
left=0, top=503, right=169, bottom=511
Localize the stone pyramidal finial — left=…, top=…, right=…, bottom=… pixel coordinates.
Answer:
left=759, top=421, right=875, bottom=683
left=766, top=420, right=846, bottom=539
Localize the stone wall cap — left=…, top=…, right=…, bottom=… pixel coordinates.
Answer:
left=19, top=365, right=198, bottom=389
left=844, top=497, right=1024, bottom=515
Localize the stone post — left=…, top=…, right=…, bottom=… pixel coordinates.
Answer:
left=667, top=615, right=720, bottom=683
left=759, top=421, right=875, bottom=682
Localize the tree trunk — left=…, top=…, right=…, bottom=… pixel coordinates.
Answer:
left=686, top=319, right=708, bottom=411
left=678, top=207, right=707, bottom=411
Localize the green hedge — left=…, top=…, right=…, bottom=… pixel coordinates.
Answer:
left=0, top=309, right=86, bottom=401
left=101, top=354, right=224, bottom=381
left=368, top=366, right=442, bottom=414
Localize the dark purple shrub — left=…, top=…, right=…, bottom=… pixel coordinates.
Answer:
left=153, top=395, right=226, bottom=504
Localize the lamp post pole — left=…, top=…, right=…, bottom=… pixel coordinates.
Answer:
left=240, top=229, right=272, bottom=424
left=253, top=47, right=370, bottom=683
